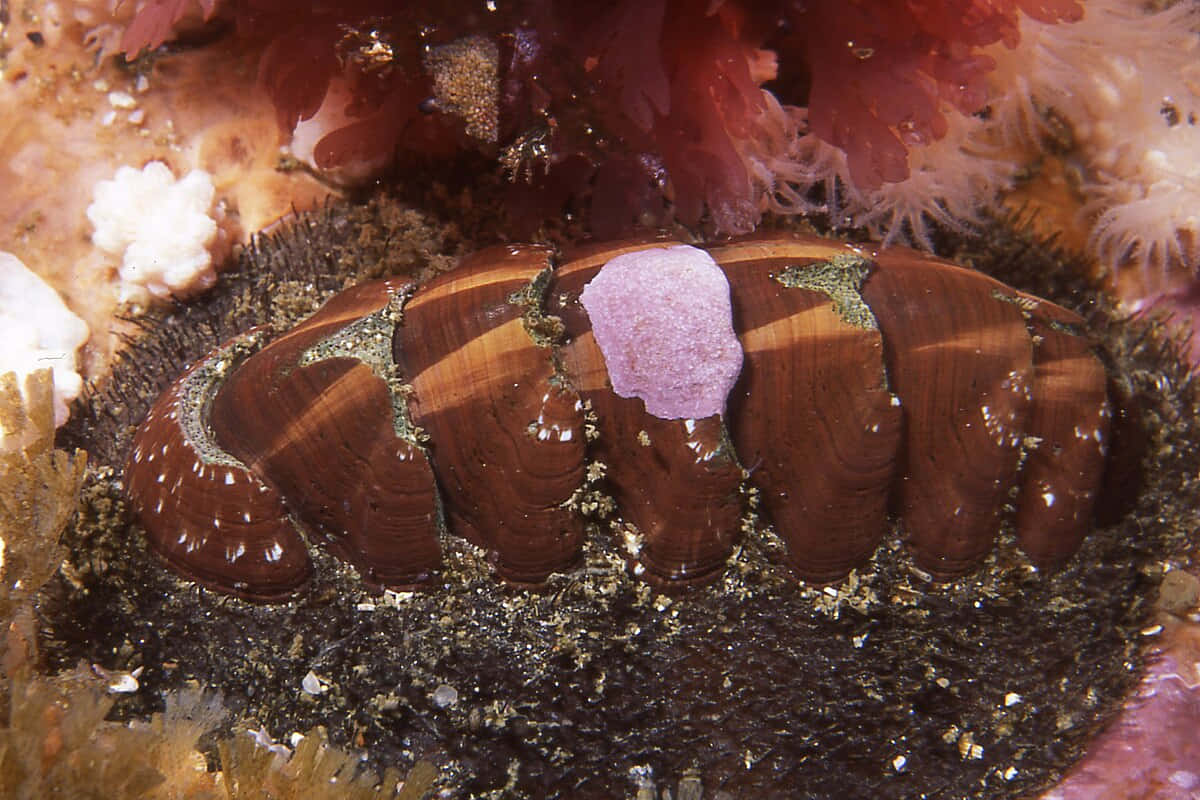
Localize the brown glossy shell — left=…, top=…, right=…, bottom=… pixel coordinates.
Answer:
left=716, top=239, right=903, bottom=583
left=209, top=279, right=443, bottom=589
left=124, top=233, right=1114, bottom=600
left=395, top=245, right=589, bottom=583
left=550, top=240, right=744, bottom=585
left=124, top=331, right=312, bottom=600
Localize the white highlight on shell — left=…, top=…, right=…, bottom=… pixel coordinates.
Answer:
left=225, top=542, right=246, bottom=562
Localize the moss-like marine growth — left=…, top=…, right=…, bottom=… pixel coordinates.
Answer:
left=0, top=370, right=86, bottom=633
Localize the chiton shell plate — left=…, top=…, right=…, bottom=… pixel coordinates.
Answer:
left=124, top=233, right=1116, bottom=600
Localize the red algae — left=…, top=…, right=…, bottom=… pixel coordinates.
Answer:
left=120, top=0, right=219, bottom=56
left=791, top=0, right=1078, bottom=191
left=105, top=0, right=1200, bottom=287
left=117, top=0, right=1080, bottom=238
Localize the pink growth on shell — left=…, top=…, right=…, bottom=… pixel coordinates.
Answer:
left=580, top=245, right=743, bottom=420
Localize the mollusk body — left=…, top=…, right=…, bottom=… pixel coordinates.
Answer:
left=124, top=234, right=1114, bottom=600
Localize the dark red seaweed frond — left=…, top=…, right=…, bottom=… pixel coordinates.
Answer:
left=120, top=0, right=1082, bottom=236
left=121, top=0, right=220, bottom=57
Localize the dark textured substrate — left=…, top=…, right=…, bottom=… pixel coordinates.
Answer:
left=47, top=197, right=1200, bottom=799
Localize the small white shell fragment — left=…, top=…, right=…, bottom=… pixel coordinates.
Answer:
left=247, top=727, right=292, bottom=758
left=107, top=90, right=136, bottom=109
left=432, top=684, right=459, bottom=708
left=301, top=670, right=328, bottom=695
left=92, top=664, right=144, bottom=694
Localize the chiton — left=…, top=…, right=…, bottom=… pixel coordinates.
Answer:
left=124, top=233, right=1123, bottom=601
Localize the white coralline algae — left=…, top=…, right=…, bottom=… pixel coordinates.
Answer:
left=580, top=245, right=743, bottom=420
left=0, top=252, right=90, bottom=445
left=87, top=161, right=218, bottom=305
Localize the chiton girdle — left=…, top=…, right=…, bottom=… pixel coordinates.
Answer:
left=123, top=233, right=1123, bottom=601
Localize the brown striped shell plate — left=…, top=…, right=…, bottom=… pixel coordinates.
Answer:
left=123, top=234, right=1114, bottom=601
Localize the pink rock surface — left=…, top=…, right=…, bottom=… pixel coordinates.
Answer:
left=1038, top=618, right=1200, bottom=800
left=579, top=245, right=743, bottom=419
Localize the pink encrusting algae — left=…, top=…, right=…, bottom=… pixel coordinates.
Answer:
left=579, top=245, right=743, bottom=420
